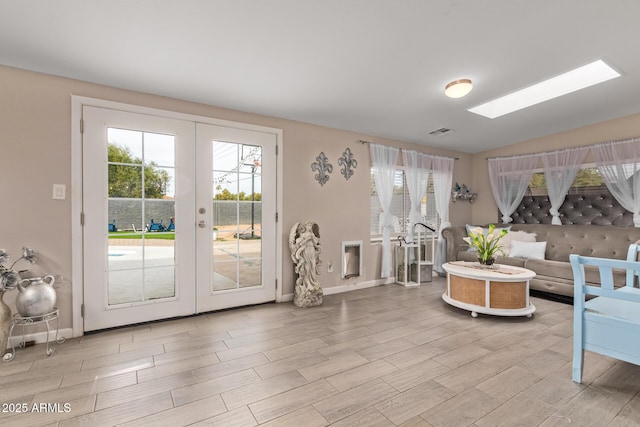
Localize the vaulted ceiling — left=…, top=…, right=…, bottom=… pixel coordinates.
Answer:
left=2, top=0, right=640, bottom=153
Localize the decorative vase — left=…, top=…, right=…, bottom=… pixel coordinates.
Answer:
left=16, top=275, right=57, bottom=317
left=0, top=291, right=11, bottom=357
left=478, top=257, right=495, bottom=266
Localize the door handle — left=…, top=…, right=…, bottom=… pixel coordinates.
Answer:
left=198, top=220, right=206, bottom=228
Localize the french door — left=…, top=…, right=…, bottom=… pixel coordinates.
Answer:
left=195, top=123, right=276, bottom=312
left=82, top=106, right=276, bottom=331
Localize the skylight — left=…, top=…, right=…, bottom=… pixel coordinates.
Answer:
left=468, top=60, right=621, bottom=119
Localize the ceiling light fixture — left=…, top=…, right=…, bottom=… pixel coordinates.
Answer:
left=468, top=59, right=621, bottom=119
left=444, top=79, right=473, bottom=98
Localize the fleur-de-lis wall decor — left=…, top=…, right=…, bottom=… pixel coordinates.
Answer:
left=311, top=152, right=333, bottom=186
left=338, top=147, right=357, bottom=180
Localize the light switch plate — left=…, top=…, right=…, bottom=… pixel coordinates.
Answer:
left=53, top=184, right=66, bottom=200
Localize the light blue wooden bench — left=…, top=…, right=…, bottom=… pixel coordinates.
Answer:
left=570, top=244, right=640, bottom=383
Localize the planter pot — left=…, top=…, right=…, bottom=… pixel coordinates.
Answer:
left=16, top=275, right=57, bottom=317
left=478, top=257, right=495, bottom=266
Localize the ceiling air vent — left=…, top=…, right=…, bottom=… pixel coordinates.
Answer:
left=428, top=127, right=454, bottom=136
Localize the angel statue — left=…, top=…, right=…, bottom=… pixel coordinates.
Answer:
left=289, top=221, right=323, bottom=307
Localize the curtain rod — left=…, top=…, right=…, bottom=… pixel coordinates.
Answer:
left=360, top=140, right=459, bottom=159
left=486, top=146, right=588, bottom=161
left=486, top=136, right=640, bottom=160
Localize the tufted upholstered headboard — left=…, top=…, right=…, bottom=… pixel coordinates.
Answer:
left=508, top=193, right=633, bottom=226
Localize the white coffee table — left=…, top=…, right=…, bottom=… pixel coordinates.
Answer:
left=442, top=261, right=536, bottom=317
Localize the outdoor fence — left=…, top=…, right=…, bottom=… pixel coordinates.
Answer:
left=108, top=199, right=262, bottom=231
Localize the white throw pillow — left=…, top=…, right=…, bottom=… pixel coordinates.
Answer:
left=500, top=231, right=537, bottom=256
left=510, top=240, right=547, bottom=260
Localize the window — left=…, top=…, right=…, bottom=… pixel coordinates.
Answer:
left=370, top=168, right=439, bottom=238
left=528, top=164, right=606, bottom=196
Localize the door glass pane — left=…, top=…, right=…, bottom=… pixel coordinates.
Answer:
left=239, top=258, right=261, bottom=288
left=211, top=140, right=262, bottom=292
left=213, top=260, right=238, bottom=290
left=144, top=134, right=175, bottom=167
left=107, top=128, right=176, bottom=305
left=108, top=129, right=142, bottom=164
left=144, top=266, right=176, bottom=299
left=109, top=268, right=143, bottom=305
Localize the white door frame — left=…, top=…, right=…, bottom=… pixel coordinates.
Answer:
left=71, top=96, right=283, bottom=337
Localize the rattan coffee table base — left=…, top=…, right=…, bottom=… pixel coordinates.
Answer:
left=442, top=262, right=536, bottom=317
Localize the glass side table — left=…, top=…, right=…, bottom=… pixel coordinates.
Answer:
left=3, top=308, right=65, bottom=362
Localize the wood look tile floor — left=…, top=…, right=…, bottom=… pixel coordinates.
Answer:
left=2, top=277, right=640, bottom=426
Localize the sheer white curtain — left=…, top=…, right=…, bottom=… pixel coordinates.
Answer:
left=593, top=138, right=640, bottom=227
left=370, top=144, right=400, bottom=278
left=402, top=149, right=432, bottom=243
left=431, top=155, right=454, bottom=275
left=488, top=155, right=540, bottom=223
left=540, top=147, right=589, bottom=225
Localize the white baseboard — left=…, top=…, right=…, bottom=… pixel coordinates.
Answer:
left=323, top=277, right=394, bottom=295
left=7, top=328, right=73, bottom=347
left=279, top=278, right=394, bottom=303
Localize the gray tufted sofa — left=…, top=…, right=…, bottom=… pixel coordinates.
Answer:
left=442, top=223, right=640, bottom=298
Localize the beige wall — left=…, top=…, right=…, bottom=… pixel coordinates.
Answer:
left=470, top=112, right=640, bottom=225
left=0, top=65, right=472, bottom=331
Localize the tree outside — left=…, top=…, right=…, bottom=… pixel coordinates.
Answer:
left=108, top=143, right=171, bottom=199
left=214, top=185, right=262, bottom=201
left=529, top=167, right=604, bottom=193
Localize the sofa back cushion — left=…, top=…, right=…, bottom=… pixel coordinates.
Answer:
left=509, top=224, right=640, bottom=262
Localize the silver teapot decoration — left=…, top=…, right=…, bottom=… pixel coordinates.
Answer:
left=16, top=275, right=57, bottom=317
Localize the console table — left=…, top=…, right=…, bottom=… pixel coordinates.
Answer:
left=442, top=262, right=536, bottom=317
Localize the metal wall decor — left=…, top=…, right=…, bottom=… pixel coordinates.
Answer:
left=311, top=152, right=333, bottom=186
left=452, top=182, right=477, bottom=203
left=338, top=147, right=357, bottom=180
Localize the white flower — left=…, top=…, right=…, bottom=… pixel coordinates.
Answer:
left=0, top=269, right=19, bottom=291
left=0, top=246, right=38, bottom=291
left=0, top=249, right=9, bottom=264
left=22, top=246, right=37, bottom=264
left=468, top=227, right=484, bottom=236
left=464, top=225, right=508, bottom=262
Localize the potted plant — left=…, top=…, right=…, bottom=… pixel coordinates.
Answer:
left=212, top=227, right=218, bottom=241
left=463, top=225, right=508, bottom=266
